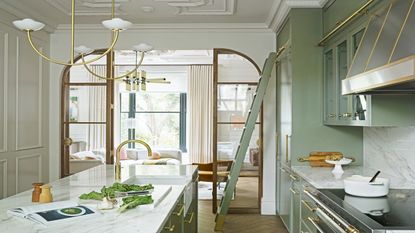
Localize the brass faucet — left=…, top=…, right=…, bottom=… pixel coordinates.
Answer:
left=115, top=139, right=152, bottom=181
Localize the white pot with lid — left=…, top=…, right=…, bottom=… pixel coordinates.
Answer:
left=343, top=175, right=390, bottom=197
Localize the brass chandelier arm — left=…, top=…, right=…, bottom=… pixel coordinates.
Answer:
left=81, top=51, right=146, bottom=80
left=26, top=30, right=120, bottom=66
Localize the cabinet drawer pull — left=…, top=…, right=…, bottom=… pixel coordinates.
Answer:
left=328, top=113, right=336, bottom=118
left=173, top=204, right=184, bottom=216
left=308, top=217, right=325, bottom=233
left=301, top=200, right=316, bottom=212
left=164, top=224, right=175, bottom=232
left=289, top=188, right=299, bottom=195
left=301, top=231, right=310, bottom=233
left=185, top=212, right=195, bottom=224
left=289, top=174, right=298, bottom=181
left=280, top=167, right=290, bottom=174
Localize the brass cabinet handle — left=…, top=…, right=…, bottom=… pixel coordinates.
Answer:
left=280, top=167, right=290, bottom=174
left=328, top=113, right=336, bottom=118
left=185, top=212, right=195, bottom=224
left=173, top=204, right=184, bottom=216
left=289, top=188, right=299, bottom=195
left=164, top=223, right=175, bottom=232
left=342, top=112, right=352, bottom=118
left=63, top=137, right=73, bottom=146
left=289, top=174, right=298, bottom=181
left=301, top=231, right=310, bottom=233
left=301, top=200, right=316, bottom=212
left=285, top=134, right=289, bottom=162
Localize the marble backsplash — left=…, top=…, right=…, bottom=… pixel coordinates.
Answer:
left=364, top=127, right=415, bottom=184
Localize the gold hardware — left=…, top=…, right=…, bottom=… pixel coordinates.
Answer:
left=80, top=52, right=145, bottom=80
left=289, top=174, right=298, bottom=181
left=285, top=134, right=289, bottom=162
left=63, top=137, right=73, bottom=146
left=26, top=26, right=119, bottom=67
left=341, top=113, right=352, bottom=118
left=318, top=0, right=375, bottom=46
left=185, top=212, right=195, bottom=224
left=23, top=0, right=121, bottom=66
left=289, top=188, right=299, bottom=195
left=301, top=200, right=316, bottom=212
left=301, top=231, right=310, bottom=233
left=163, top=222, right=175, bottom=232
left=115, top=139, right=152, bottom=181
left=328, top=113, right=336, bottom=118
left=173, top=204, right=185, bottom=216
left=347, top=226, right=360, bottom=233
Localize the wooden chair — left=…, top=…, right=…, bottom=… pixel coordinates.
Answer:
left=192, top=160, right=233, bottom=187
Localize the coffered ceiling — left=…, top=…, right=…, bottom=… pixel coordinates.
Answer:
left=0, top=0, right=329, bottom=32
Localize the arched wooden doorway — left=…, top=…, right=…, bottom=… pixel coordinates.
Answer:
left=213, top=48, right=263, bottom=213
left=60, top=50, right=114, bottom=178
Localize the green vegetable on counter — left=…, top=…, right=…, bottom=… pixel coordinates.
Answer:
left=79, top=183, right=154, bottom=200
left=119, top=195, right=153, bottom=213
left=79, top=191, right=104, bottom=201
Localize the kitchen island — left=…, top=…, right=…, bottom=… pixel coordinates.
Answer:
left=0, top=165, right=198, bottom=233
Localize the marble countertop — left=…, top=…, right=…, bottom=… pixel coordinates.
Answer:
left=291, top=165, right=415, bottom=189
left=0, top=165, right=198, bottom=233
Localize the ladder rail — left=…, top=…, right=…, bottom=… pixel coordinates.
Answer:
left=214, top=52, right=279, bottom=231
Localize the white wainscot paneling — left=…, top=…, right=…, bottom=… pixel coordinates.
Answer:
left=0, top=160, right=7, bottom=199
left=0, top=31, right=8, bottom=153
left=16, top=154, right=41, bottom=193
left=15, top=37, right=43, bottom=151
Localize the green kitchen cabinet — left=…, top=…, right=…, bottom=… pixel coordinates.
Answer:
left=162, top=196, right=184, bottom=233
left=323, top=0, right=415, bottom=126
left=275, top=8, right=363, bottom=167
left=278, top=166, right=292, bottom=231
left=290, top=172, right=301, bottom=233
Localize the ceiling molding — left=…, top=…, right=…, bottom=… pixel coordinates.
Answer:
left=266, top=0, right=329, bottom=32
left=45, top=0, right=127, bottom=16
left=153, top=0, right=235, bottom=16
left=55, top=22, right=272, bottom=33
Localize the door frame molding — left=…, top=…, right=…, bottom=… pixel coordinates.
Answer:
left=59, top=49, right=114, bottom=178
left=212, top=48, right=263, bottom=213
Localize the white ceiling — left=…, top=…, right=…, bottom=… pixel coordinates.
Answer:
left=0, top=0, right=329, bottom=32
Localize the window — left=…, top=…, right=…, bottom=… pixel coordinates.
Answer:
left=120, top=92, right=187, bottom=151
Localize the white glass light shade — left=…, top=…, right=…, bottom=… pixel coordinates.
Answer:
left=133, top=43, right=153, bottom=52
left=13, top=18, right=45, bottom=31
left=74, top=45, right=94, bottom=54
left=102, top=18, right=132, bottom=30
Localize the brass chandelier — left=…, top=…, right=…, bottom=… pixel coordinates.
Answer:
left=12, top=0, right=154, bottom=81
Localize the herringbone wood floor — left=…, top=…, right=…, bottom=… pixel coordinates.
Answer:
left=198, top=201, right=288, bottom=233
left=197, top=177, right=288, bottom=233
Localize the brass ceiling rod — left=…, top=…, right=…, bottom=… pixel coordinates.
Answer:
left=318, top=0, right=375, bottom=46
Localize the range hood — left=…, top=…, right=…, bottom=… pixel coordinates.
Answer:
left=342, top=0, right=415, bottom=95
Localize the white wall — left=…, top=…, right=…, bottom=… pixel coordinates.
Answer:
left=0, top=9, right=50, bottom=198
left=49, top=26, right=276, bottom=213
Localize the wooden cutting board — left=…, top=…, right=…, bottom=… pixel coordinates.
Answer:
left=298, top=152, right=343, bottom=167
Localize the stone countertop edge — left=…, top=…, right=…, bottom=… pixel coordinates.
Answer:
left=290, top=165, right=415, bottom=189
left=0, top=164, right=198, bottom=233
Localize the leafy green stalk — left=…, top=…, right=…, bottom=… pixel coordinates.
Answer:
left=118, top=195, right=153, bottom=213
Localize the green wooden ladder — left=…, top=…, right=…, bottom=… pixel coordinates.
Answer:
left=214, top=51, right=280, bottom=231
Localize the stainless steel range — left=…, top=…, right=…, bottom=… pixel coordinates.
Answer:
left=305, top=188, right=415, bottom=233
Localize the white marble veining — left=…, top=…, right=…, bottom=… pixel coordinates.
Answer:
left=0, top=165, right=198, bottom=233
left=364, top=127, right=415, bottom=188
left=291, top=165, right=414, bottom=189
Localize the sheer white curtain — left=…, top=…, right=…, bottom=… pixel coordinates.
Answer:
left=188, top=65, right=214, bottom=163
left=87, top=65, right=106, bottom=152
